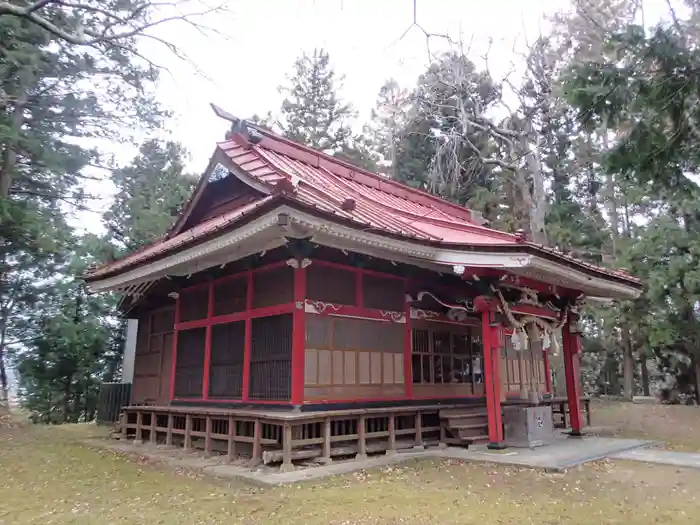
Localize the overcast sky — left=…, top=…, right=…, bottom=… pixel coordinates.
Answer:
left=77, top=0, right=680, bottom=231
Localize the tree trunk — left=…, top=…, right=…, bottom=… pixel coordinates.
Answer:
left=622, top=335, right=635, bottom=400
left=693, top=354, right=700, bottom=406
left=0, top=72, right=30, bottom=199
left=63, top=378, right=73, bottom=423
left=526, top=139, right=549, bottom=246
left=0, top=320, right=9, bottom=410
left=0, top=348, right=8, bottom=410
left=640, top=354, right=650, bottom=397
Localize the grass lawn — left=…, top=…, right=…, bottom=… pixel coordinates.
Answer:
left=590, top=399, right=700, bottom=452
left=1, top=420, right=699, bottom=525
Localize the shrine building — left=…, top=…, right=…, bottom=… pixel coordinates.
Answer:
left=85, top=105, right=642, bottom=469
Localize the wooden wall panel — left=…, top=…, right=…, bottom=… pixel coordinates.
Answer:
left=500, top=349, right=547, bottom=395
left=306, top=265, right=356, bottom=305
left=158, top=333, right=174, bottom=404
left=358, top=352, right=370, bottom=384
left=132, top=307, right=175, bottom=405
left=305, top=348, right=318, bottom=385
left=344, top=353, right=356, bottom=384
left=394, top=354, right=404, bottom=384
left=318, top=350, right=332, bottom=384
left=304, top=313, right=408, bottom=402
left=412, top=383, right=473, bottom=398
left=362, top=274, right=405, bottom=311
left=332, top=350, right=344, bottom=385
left=383, top=353, right=394, bottom=384
left=304, top=384, right=405, bottom=401
left=252, top=267, right=293, bottom=308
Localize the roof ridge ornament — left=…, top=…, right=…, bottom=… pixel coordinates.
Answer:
left=211, top=103, right=263, bottom=145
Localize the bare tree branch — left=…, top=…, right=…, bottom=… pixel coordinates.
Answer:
left=0, top=0, right=228, bottom=55
left=393, top=0, right=459, bottom=60
left=665, top=0, right=682, bottom=32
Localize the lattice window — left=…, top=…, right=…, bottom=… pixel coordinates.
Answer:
left=306, top=265, right=356, bottom=305
left=213, top=277, right=247, bottom=317
left=362, top=274, right=405, bottom=311
left=253, top=266, right=293, bottom=308
left=173, top=327, right=206, bottom=397
left=209, top=321, right=245, bottom=399
left=249, top=314, right=292, bottom=400
left=411, top=324, right=481, bottom=385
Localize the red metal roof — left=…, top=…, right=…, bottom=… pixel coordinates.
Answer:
left=85, top=122, right=641, bottom=286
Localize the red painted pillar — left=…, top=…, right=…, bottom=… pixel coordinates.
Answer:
left=404, top=282, right=413, bottom=399
left=291, top=265, right=307, bottom=407
left=563, top=317, right=583, bottom=436
left=242, top=270, right=253, bottom=402
left=202, top=281, right=214, bottom=400
left=481, top=307, right=504, bottom=448
left=169, top=295, right=181, bottom=402
left=489, top=323, right=504, bottom=442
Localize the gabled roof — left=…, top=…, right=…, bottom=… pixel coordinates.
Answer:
left=84, top=111, right=641, bottom=291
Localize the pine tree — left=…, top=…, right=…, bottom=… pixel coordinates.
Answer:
left=276, top=48, right=354, bottom=153
left=104, top=140, right=196, bottom=255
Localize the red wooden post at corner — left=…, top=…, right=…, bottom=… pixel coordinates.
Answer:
left=201, top=280, right=214, bottom=400
left=403, top=280, right=413, bottom=399
left=563, top=318, right=583, bottom=436
left=480, top=307, right=504, bottom=448
left=291, top=264, right=307, bottom=406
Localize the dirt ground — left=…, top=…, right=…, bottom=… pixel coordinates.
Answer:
left=589, top=399, right=700, bottom=451
left=1, top=407, right=699, bottom=525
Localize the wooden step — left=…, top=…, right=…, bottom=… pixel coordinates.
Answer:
left=450, top=422, right=487, bottom=431
left=458, top=426, right=488, bottom=439
left=440, top=407, right=488, bottom=419
left=447, top=416, right=487, bottom=427
left=462, top=434, right=489, bottom=443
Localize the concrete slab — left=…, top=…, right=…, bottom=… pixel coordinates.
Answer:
left=84, top=434, right=654, bottom=485
left=204, top=449, right=443, bottom=486
left=609, top=448, right=700, bottom=470
left=441, top=436, right=654, bottom=472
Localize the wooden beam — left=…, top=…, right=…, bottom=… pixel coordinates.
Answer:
left=387, top=415, right=396, bottom=455
left=227, top=416, right=237, bottom=462
left=249, top=419, right=262, bottom=466
left=356, top=415, right=367, bottom=460
left=149, top=411, right=157, bottom=444
left=166, top=414, right=173, bottom=446
left=321, top=418, right=332, bottom=464
left=281, top=423, right=294, bottom=472
left=184, top=414, right=192, bottom=451
left=414, top=411, right=424, bottom=449
left=204, top=416, right=212, bottom=456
